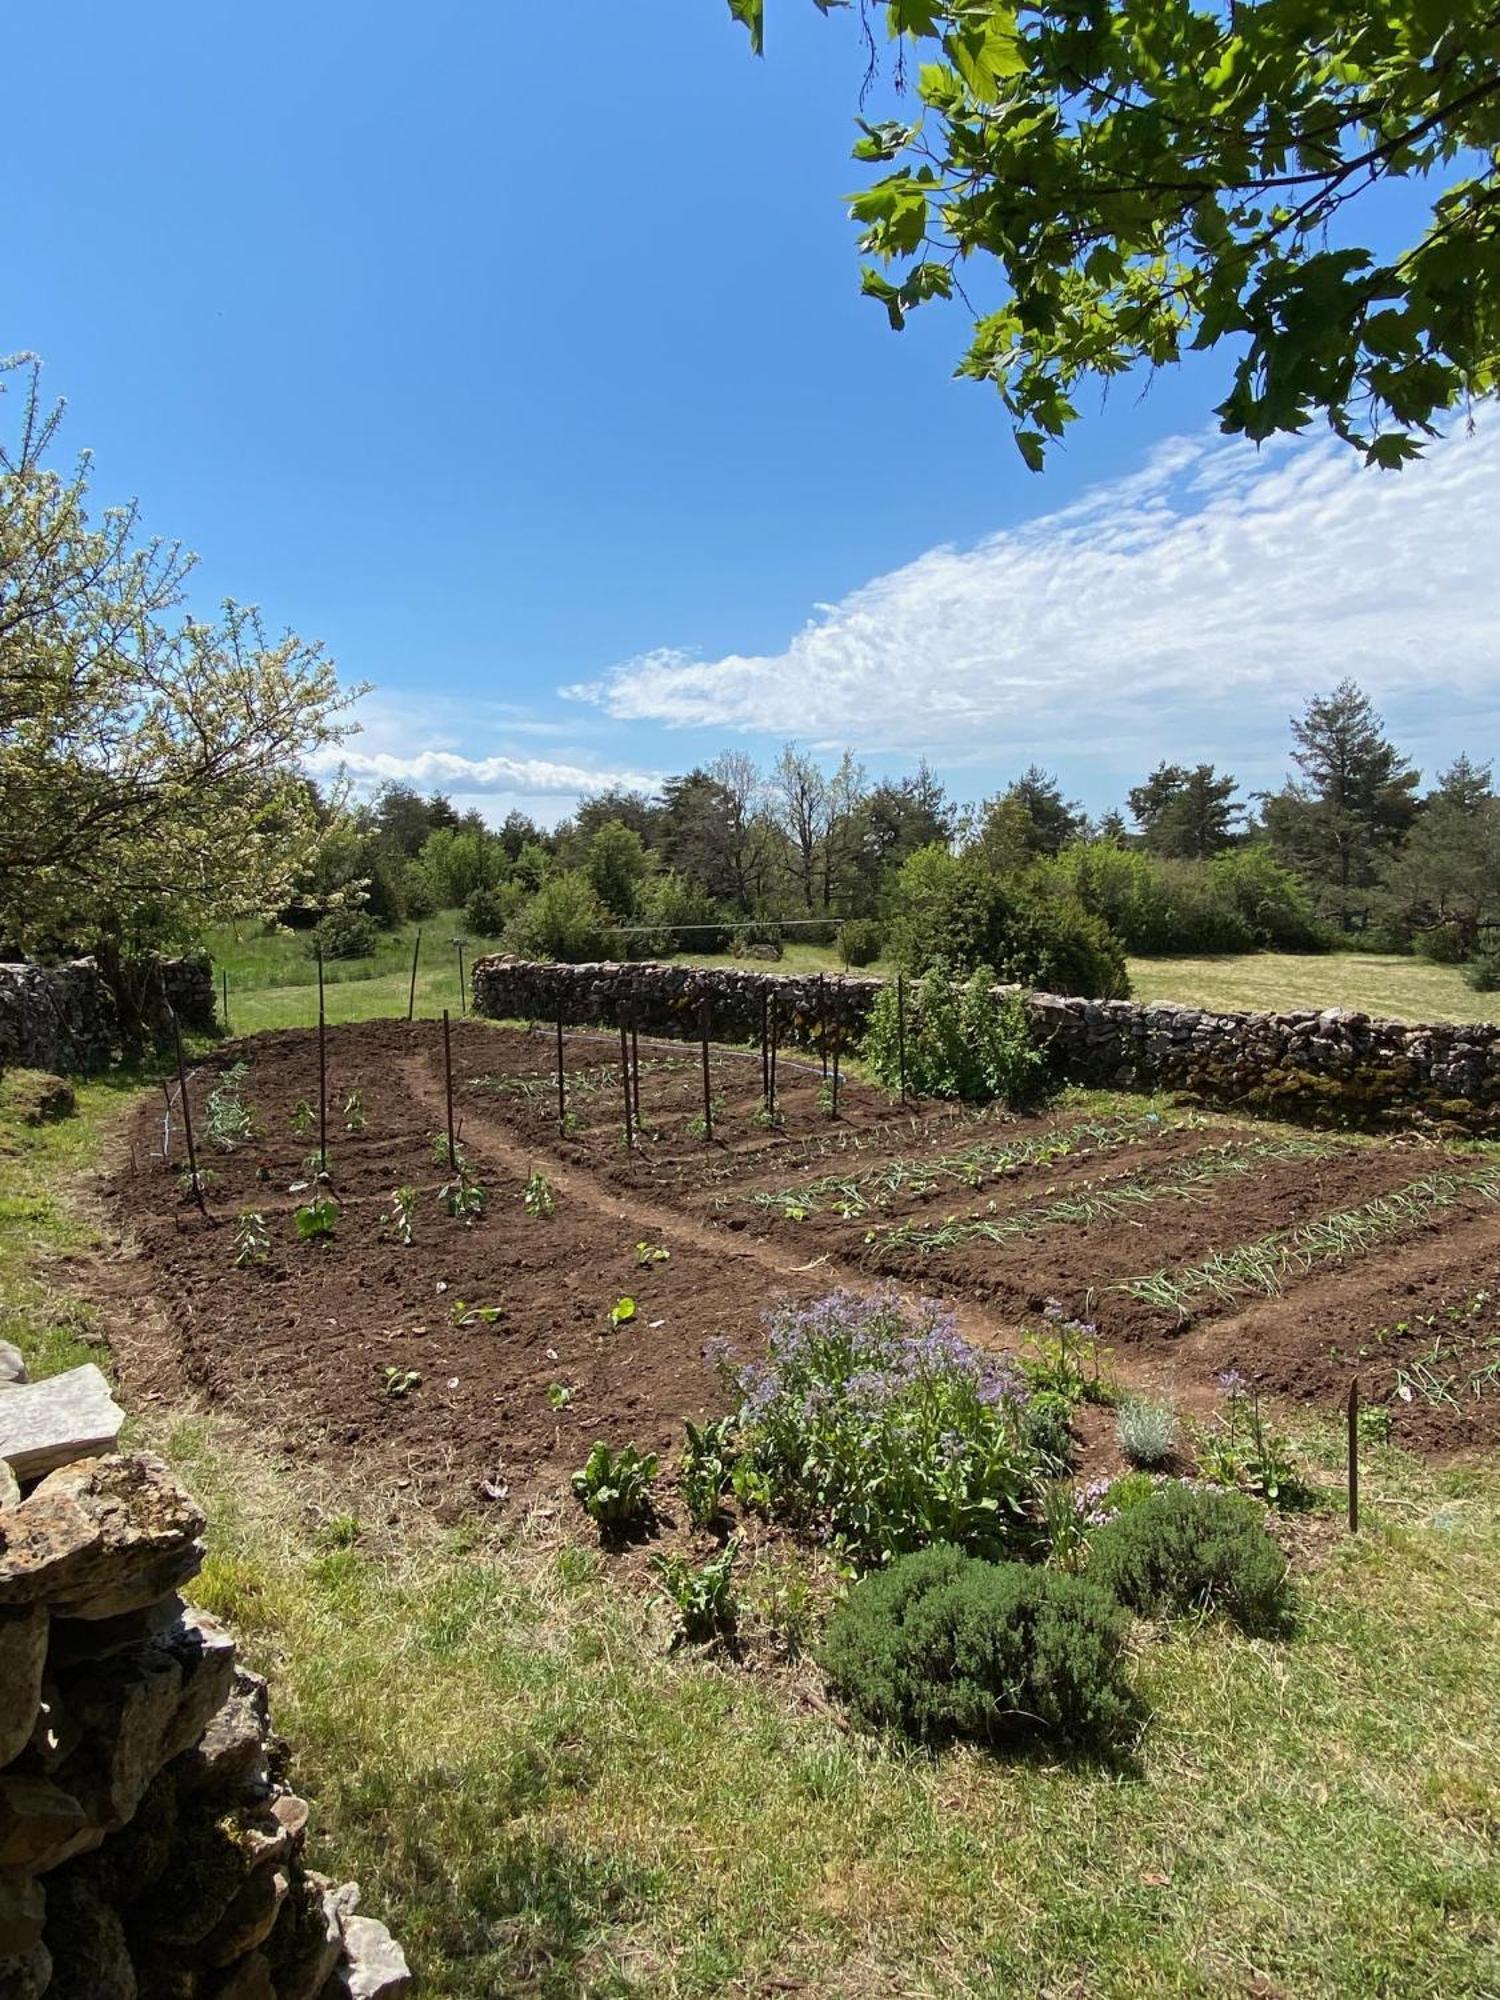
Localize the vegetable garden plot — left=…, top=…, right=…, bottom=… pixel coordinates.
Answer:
left=105, top=1019, right=1500, bottom=1506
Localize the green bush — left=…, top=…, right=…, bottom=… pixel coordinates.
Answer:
left=401, top=864, right=438, bottom=920
left=1207, top=847, right=1328, bottom=952
left=308, top=909, right=379, bottom=961
left=863, top=971, right=1047, bottom=1105
left=627, top=872, right=729, bottom=957
left=505, top=870, right=610, bottom=962
left=1466, top=940, right=1500, bottom=992
left=463, top=885, right=510, bottom=935
left=1415, top=923, right=1471, bottom=965
left=841, top=918, right=884, bottom=966
left=1087, top=1484, right=1290, bottom=1634
left=822, top=1544, right=1134, bottom=1746
left=727, top=1290, right=1044, bottom=1565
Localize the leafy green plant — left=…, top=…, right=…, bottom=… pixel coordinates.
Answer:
left=634, top=1240, right=670, bottom=1267
left=343, top=1089, right=366, bottom=1133
left=570, top=1441, right=658, bottom=1532
left=177, top=1162, right=218, bottom=1197
left=822, top=1543, right=1133, bottom=1747
left=649, top=1538, right=739, bottom=1645
left=301, top=1150, right=332, bottom=1184
left=522, top=1170, right=555, bottom=1218
left=294, top=1193, right=339, bottom=1242
left=547, top=1382, right=573, bottom=1411
left=1191, top=1373, right=1309, bottom=1508
left=724, top=1289, right=1045, bottom=1566
left=1020, top=1307, right=1115, bottom=1407
left=864, top=971, right=1046, bottom=1105
left=232, top=1208, right=270, bottom=1268
left=1087, top=1484, right=1292, bottom=1636
left=680, top=1414, right=740, bottom=1528
left=290, top=1099, right=316, bottom=1137
left=450, top=1298, right=504, bottom=1329
left=440, top=1172, right=487, bottom=1224
left=1115, top=1396, right=1177, bottom=1469
left=381, top=1365, right=421, bottom=1399
left=387, top=1185, right=417, bottom=1247
left=608, top=1295, right=637, bottom=1328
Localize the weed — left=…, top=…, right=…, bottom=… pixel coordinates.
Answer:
left=650, top=1539, right=739, bottom=1646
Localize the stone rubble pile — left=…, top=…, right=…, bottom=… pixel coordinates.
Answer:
left=0, top=1360, right=409, bottom=2000
left=471, top=956, right=1500, bottom=1132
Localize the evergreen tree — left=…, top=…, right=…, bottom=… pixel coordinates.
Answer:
left=1128, top=763, right=1242, bottom=859
left=1263, top=681, right=1420, bottom=931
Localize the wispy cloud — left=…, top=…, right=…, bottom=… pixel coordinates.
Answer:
left=568, top=419, right=1500, bottom=774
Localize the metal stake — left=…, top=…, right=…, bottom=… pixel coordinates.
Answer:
left=630, top=1006, right=641, bottom=1126
left=768, top=991, right=778, bottom=1120
left=556, top=1006, right=567, bottom=1138
left=442, top=1008, right=458, bottom=1171
left=455, top=938, right=468, bottom=1016
left=170, top=1007, right=207, bottom=1215
left=699, top=996, right=713, bottom=1142
left=896, top=973, right=907, bottom=1105
left=831, top=983, right=841, bottom=1118
left=407, top=928, right=422, bottom=1022
left=619, top=1014, right=633, bottom=1148
left=817, top=972, right=828, bottom=1075
left=316, top=945, right=328, bottom=1174
left=1347, top=1378, right=1360, bottom=1534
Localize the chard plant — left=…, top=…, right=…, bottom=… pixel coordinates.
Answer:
left=634, top=1240, right=669, bottom=1268
left=570, top=1440, right=658, bottom=1531
left=649, top=1538, right=739, bottom=1646
left=608, top=1295, right=637, bottom=1328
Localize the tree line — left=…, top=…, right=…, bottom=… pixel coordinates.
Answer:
left=297, top=679, right=1500, bottom=998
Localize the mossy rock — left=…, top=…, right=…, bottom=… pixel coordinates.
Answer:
left=1, top=1069, right=77, bottom=1126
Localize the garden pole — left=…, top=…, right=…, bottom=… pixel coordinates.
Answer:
left=407, top=929, right=422, bottom=1022
left=817, top=973, right=828, bottom=1075
left=896, top=973, right=907, bottom=1105
left=700, top=996, right=713, bottom=1142
left=760, top=989, right=769, bottom=1107
left=619, top=1015, right=633, bottom=1149
left=1347, top=1378, right=1360, bottom=1535
left=630, top=1005, right=641, bottom=1126
left=220, top=968, right=230, bottom=1036
left=442, top=1008, right=458, bottom=1171
left=170, top=1007, right=206, bottom=1216
left=316, top=945, right=328, bottom=1175
left=556, top=1006, right=566, bottom=1138
left=768, top=992, right=778, bottom=1120
left=831, top=982, right=841, bottom=1118
left=456, top=939, right=467, bottom=1016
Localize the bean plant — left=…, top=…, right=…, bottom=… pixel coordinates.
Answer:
left=232, top=1208, right=270, bottom=1269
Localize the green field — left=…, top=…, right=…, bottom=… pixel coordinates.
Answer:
left=1127, top=952, right=1496, bottom=1024
left=5, top=1080, right=1499, bottom=1995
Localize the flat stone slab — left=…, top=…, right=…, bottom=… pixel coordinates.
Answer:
left=0, top=1338, right=27, bottom=1386
left=0, top=1365, right=123, bottom=1483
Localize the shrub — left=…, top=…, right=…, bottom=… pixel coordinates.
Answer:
left=822, top=1544, right=1133, bottom=1746
left=505, top=870, right=610, bottom=962
left=308, top=909, right=379, bottom=961
left=731, top=920, right=783, bottom=960
left=1115, top=1396, right=1177, bottom=1468
left=627, top=873, right=729, bottom=957
left=841, top=917, right=884, bottom=967
left=1087, top=1484, right=1291, bottom=1634
left=1206, top=846, right=1327, bottom=952
left=888, top=850, right=1127, bottom=997
left=1414, top=922, right=1471, bottom=965
left=863, top=971, right=1047, bottom=1105
left=463, top=885, right=510, bottom=935
left=400, top=864, right=438, bottom=920
left=725, top=1289, right=1044, bottom=1565
left=1466, top=940, right=1500, bottom=993
left=570, top=1441, right=658, bottom=1532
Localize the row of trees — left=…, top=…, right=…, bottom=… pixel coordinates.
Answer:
left=299, top=679, right=1497, bottom=992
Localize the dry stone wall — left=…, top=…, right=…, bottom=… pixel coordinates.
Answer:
left=0, top=959, right=215, bottom=1076
left=471, top=954, right=1500, bottom=1132
left=0, top=1360, right=408, bottom=2000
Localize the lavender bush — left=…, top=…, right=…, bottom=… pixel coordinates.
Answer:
left=722, top=1289, right=1044, bottom=1566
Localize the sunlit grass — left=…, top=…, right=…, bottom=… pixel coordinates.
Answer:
left=1127, top=951, right=1495, bottom=1024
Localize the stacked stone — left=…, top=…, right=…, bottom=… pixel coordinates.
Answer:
left=0, top=956, right=216, bottom=1075
left=471, top=957, right=1500, bottom=1133
left=0, top=1353, right=408, bottom=2000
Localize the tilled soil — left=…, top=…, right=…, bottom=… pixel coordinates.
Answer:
left=102, top=1021, right=1500, bottom=1509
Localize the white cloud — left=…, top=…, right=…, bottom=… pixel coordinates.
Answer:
left=568, top=419, right=1500, bottom=776
left=307, top=745, right=659, bottom=798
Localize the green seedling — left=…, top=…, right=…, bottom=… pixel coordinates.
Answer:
left=290, top=1099, right=316, bottom=1137
left=570, top=1440, right=657, bottom=1529
left=450, top=1298, right=504, bottom=1328
left=343, top=1090, right=366, bottom=1133
left=381, top=1366, right=421, bottom=1399
left=232, top=1208, right=270, bottom=1268
left=523, top=1170, right=555, bottom=1218
left=547, top=1382, right=573, bottom=1410
left=634, top=1241, right=669, bottom=1267
left=294, top=1193, right=339, bottom=1242
left=649, top=1538, right=739, bottom=1646
left=388, top=1185, right=417, bottom=1247
left=609, top=1295, right=637, bottom=1328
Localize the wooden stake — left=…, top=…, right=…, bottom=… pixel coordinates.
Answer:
left=760, top=988, right=770, bottom=1106
left=817, top=972, right=828, bottom=1075
left=1347, top=1377, right=1360, bottom=1535
left=220, top=967, right=230, bottom=1035
left=699, top=996, right=713, bottom=1142
left=442, top=1008, right=458, bottom=1171
left=831, top=982, right=841, bottom=1118
left=556, top=1006, right=566, bottom=1138
left=456, top=939, right=468, bottom=1016
left=630, top=1006, right=641, bottom=1126
left=407, top=928, right=422, bottom=1022
left=768, top=990, right=778, bottom=1120
left=170, top=1007, right=207, bottom=1215
left=316, top=945, right=328, bottom=1174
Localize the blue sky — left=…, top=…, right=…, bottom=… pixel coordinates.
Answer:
left=7, top=1, right=1495, bottom=824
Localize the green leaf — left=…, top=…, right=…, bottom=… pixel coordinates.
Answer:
left=1014, top=429, right=1046, bottom=472
left=724, top=0, right=763, bottom=55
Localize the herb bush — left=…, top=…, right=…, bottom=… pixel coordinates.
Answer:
left=863, top=970, right=1047, bottom=1106
left=1115, top=1396, right=1177, bottom=1467
left=822, top=1543, right=1133, bottom=1747
left=1086, top=1484, right=1291, bottom=1635
left=722, top=1290, right=1045, bottom=1565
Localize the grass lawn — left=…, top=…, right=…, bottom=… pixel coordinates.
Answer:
left=5, top=1082, right=1500, bottom=1996
left=1127, top=951, right=1497, bottom=1025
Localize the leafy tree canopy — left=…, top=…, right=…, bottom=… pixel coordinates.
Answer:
left=729, top=1, right=1500, bottom=467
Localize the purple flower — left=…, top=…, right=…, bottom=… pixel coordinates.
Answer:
left=1217, top=1369, right=1247, bottom=1401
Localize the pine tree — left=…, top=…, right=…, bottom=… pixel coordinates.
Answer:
left=1128, top=763, right=1242, bottom=859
